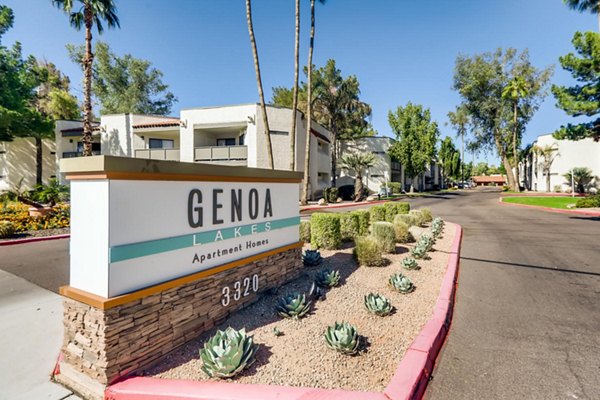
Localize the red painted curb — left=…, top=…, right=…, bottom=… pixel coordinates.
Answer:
left=103, top=224, right=463, bottom=400
left=498, top=197, right=600, bottom=216
left=0, top=233, right=70, bottom=246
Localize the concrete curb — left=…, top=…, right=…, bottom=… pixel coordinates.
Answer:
left=103, top=224, right=463, bottom=400
left=498, top=197, right=600, bottom=217
left=0, top=233, right=70, bottom=246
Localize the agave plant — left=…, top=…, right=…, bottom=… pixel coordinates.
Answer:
left=364, top=293, right=393, bottom=316
left=199, top=327, right=256, bottom=378
left=315, top=268, right=341, bottom=288
left=303, top=249, right=323, bottom=267
left=410, top=243, right=428, bottom=259
left=388, top=273, right=415, bottom=294
left=276, top=293, right=312, bottom=320
left=309, top=281, right=325, bottom=301
left=431, top=224, right=442, bottom=239
left=418, top=233, right=434, bottom=251
left=324, top=321, right=360, bottom=355
left=432, top=217, right=445, bottom=232
left=401, top=257, right=419, bottom=270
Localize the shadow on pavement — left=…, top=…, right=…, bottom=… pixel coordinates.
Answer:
left=462, top=256, right=600, bottom=277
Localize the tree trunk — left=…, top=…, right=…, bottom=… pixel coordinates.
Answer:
left=410, top=175, right=416, bottom=193
left=354, top=175, right=363, bottom=202
left=300, top=0, right=316, bottom=205
left=501, top=155, right=515, bottom=190
left=83, top=7, right=94, bottom=157
left=246, top=0, right=274, bottom=169
left=289, top=0, right=300, bottom=171
left=512, top=102, right=520, bottom=192
left=460, top=131, right=464, bottom=185
left=35, top=136, right=43, bottom=186
left=330, top=131, right=337, bottom=187
left=546, top=169, right=551, bottom=193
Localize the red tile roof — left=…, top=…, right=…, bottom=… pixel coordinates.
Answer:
left=472, top=175, right=507, bottom=183
left=132, top=121, right=180, bottom=129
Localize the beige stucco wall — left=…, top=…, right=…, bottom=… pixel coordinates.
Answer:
left=0, top=137, right=56, bottom=191
left=338, top=137, right=397, bottom=193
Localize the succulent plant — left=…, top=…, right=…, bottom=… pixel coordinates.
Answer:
left=303, top=249, right=323, bottom=267
left=364, top=293, right=393, bottom=316
left=401, top=257, right=419, bottom=270
left=431, top=224, right=442, bottom=239
left=432, top=217, right=445, bottom=232
left=410, top=243, right=428, bottom=259
left=315, top=268, right=341, bottom=288
left=418, top=233, right=434, bottom=251
left=309, top=281, right=325, bottom=301
left=276, top=293, right=312, bottom=319
left=324, top=321, right=360, bottom=355
left=199, top=327, right=256, bottom=378
left=272, top=327, right=283, bottom=337
left=388, top=273, right=415, bottom=294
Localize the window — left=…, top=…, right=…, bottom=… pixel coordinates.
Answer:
left=216, top=138, right=236, bottom=146
left=269, top=130, right=288, bottom=135
left=239, top=134, right=245, bottom=146
left=149, top=138, right=174, bottom=149
left=77, top=142, right=101, bottom=152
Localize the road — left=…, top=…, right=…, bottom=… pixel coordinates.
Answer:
left=1, top=191, right=599, bottom=398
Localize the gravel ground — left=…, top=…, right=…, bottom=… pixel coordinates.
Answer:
left=0, top=227, right=70, bottom=241
left=144, top=222, right=456, bottom=392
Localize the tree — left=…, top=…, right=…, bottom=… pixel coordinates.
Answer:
left=553, top=31, right=600, bottom=142
left=53, top=0, right=119, bottom=156
left=246, top=0, right=273, bottom=169
left=472, top=162, right=491, bottom=176
left=448, top=105, right=470, bottom=185
left=301, top=0, right=327, bottom=204
left=32, top=60, right=80, bottom=185
left=453, top=48, right=552, bottom=191
left=289, top=0, right=300, bottom=171
left=339, top=151, right=376, bottom=201
left=439, top=137, right=461, bottom=187
left=564, top=167, right=596, bottom=193
left=533, top=144, right=559, bottom=192
left=564, top=0, right=600, bottom=31
left=502, top=76, right=531, bottom=191
left=67, top=42, right=176, bottom=115
left=388, top=103, right=439, bottom=193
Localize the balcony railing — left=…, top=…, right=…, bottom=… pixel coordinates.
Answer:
left=62, top=151, right=101, bottom=158
left=134, top=148, right=180, bottom=161
left=195, top=145, right=248, bottom=162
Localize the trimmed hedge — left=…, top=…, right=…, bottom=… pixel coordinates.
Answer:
left=409, top=210, right=426, bottom=227
left=388, top=182, right=402, bottom=194
left=394, top=213, right=414, bottom=227
left=370, top=205, right=387, bottom=223
left=351, top=209, right=370, bottom=236
left=310, top=213, right=341, bottom=250
left=300, top=220, right=311, bottom=243
left=392, top=216, right=412, bottom=243
left=383, top=202, right=410, bottom=222
left=371, top=221, right=396, bottom=253
left=340, top=212, right=360, bottom=241
left=353, top=236, right=385, bottom=267
left=420, top=208, right=433, bottom=223
left=576, top=194, right=600, bottom=208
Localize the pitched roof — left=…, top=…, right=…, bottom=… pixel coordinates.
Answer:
left=472, top=175, right=507, bottom=183
left=132, top=120, right=181, bottom=129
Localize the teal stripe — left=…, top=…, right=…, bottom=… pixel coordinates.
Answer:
left=110, top=216, right=300, bottom=263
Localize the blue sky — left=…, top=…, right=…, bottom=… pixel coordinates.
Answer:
left=2, top=0, right=597, bottom=164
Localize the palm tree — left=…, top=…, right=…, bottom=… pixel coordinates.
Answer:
left=564, top=167, right=596, bottom=193
left=502, top=76, right=529, bottom=192
left=533, top=144, right=559, bottom=192
left=289, top=0, right=300, bottom=171
left=52, top=0, right=119, bottom=157
left=246, top=0, right=274, bottom=169
left=301, top=0, right=327, bottom=204
left=448, top=105, right=470, bottom=186
left=564, top=0, right=600, bottom=31
left=340, top=152, right=376, bottom=201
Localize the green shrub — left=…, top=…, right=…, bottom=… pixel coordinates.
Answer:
left=340, top=212, right=360, bottom=241
left=370, top=205, right=386, bottom=223
left=419, top=208, right=433, bottom=223
left=392, top=217, right=412, bottom=243
left=323, top=187, right=339, bottom=203
left=409, top=210, right=426, bottom=227
left=299, top=220, right=311, bottom=242
left=310, top=213, right=341, bottom=249
left=351, top=209, right=370, bottom=236
left=388, top=182, right=402, bottom=194
left=0, top=221, right=16, bottom=238
left=353, top=236, right=385, bottom=267
left=370, top=221, right=396, bottom=253
left=383, top=202, right=410, bottom=222
left=394, top=213, right=414, bottom=227
left=576, top=194, right=600, bottom=208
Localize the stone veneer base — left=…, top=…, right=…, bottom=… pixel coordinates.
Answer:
left=57, top=243, right=303, bottom=399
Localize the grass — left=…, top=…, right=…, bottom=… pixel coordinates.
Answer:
left=502, top=196, right=576, bottom=209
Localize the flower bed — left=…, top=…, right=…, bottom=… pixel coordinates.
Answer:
left=142, top=217, right=455, bottom=392
left=0, top=202, right=70, bottom=234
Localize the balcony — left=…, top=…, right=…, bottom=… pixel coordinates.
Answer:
left=62, top=151, right=101, bottom=158
left=134, top=148, right=180, bottom=161
left=194, top=145, right=247, bottom=165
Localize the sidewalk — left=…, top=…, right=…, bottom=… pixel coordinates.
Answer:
left=0, top=269, right=78, bottom=400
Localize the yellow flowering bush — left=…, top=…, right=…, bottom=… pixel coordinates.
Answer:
left=0, top=202, right=70, bottom=232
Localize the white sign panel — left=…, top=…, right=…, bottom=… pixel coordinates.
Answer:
left=69, top=180, right=300, bottom=297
